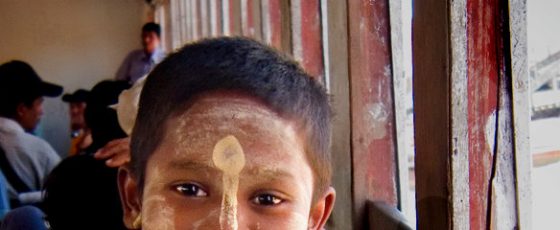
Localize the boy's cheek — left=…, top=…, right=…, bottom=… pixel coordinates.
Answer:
left=141, top=194, right=176, bottom=230
left=141, top=193, right=222, bottom=230
left=140, top=193, right=312, bottom=229
left=235, top=215, right=310, bottom=230
left=257, top=212, right=310, bottom=230
left=235, top=203, right=311, bottom=229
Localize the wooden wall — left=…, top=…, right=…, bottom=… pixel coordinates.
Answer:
left=152, top=0, right=531, bottom=229
left=413, top=0, right=531, bottom=229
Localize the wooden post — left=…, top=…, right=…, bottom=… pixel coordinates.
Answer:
left=291, top=0, right=324, bottom=80
left=240, top=0, right=262, bottom=40
left=508, top=0, right=532, bottom=228
left=466, top=1, right=500, bottom=228
left=260, top=0, right=291, bottom=55
left=223, top=0, right=242, bottom=36
left=387, top=0, right=413, bottom=219
left=322, top=1, right=352, bottom=229
left=209, top=0, right=222, bottom=37
left=414, top=0, right=527, bottom=229
left=348, top=0, right=399, bottom=228
left=413, top=0, right=456, bottom=228
left=199, top=0, right=210, bottom=38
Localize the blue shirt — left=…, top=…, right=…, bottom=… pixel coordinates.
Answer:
left=115, top=48, right=166, bottom=84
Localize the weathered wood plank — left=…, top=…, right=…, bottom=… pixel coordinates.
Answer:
left=240, top=0, right=262, bottom=40
left=450, top=0, right=470, bottom=229
left=209, top=0, right=222, bottom=36
left=387, top=0, right=413, bottom=220
left=412, top=0, right=452, bottom=228
left=223, top=0, right=241, bottom=36
left=199, top=0, right=210, bottom=38
left=322, top=1, right=352, bottom=229
left=508, top=0, right=533, bottom=228
left=466, top=1, right=500, bottom=228
left=185, top=0, right=191, bottom=42
left=193, top=0, right=201, bottom=40
left=261, top=0, right=291, bottom=54
left=489, top=35, right=518, bottom=229
left=182, top=0, right=189, bottom=41
left=291, top=0, right=323, bottom=80
left=348, top=0, right=398, bottom=228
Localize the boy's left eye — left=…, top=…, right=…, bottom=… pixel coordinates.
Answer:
left=252, top=194, right=284, bottom=206
left=174, top=183, right=208, bottom=197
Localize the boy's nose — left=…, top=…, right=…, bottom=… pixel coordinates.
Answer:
left=235, top=204, right=248, bottom=229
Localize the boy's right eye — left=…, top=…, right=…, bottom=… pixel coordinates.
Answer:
left=174, top=183, right=208, bottom=197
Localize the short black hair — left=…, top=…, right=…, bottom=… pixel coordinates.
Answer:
left=130, top=37, right=332, bottom=194
left=44, top=155, right=126, bottom=230
left=142, top=22, right=161, bottom=37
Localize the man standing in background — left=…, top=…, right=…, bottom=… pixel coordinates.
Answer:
left=0, top=61, right=62, bottom=207
left=115, top=22, right=166, bottom=84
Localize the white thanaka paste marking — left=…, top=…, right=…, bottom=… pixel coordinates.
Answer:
left=212, top=135, right=246, bottom=230
left=141, top=166, right=176, bottom=230
left=141, top=195, right=175, bottom=230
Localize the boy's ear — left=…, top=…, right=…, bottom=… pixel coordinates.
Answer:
left=117, top=167, right=142, bottom=229
left=308, top=186, right=336, bottom=230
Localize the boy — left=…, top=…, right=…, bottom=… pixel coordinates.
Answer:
left=118, top=37, right=335, bottom=229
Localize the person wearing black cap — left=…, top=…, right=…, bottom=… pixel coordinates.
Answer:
left=62, top=89, right=92, bottom=156
left=0, top=60, right=63, bottom=207
left=115, top=22, right=166, bottom=84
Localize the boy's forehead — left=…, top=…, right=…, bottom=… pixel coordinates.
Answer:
left=181, top=92, right=279, bottom=118
left=161, top=93, right=307, bottom=164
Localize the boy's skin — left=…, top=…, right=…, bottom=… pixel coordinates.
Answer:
left=118, top=92, right=335, bottom=229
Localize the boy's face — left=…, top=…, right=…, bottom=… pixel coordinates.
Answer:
left=119, top=92, right=335, bottom=230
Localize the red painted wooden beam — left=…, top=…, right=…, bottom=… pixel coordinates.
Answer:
left=291, top=0, right=324, bottom=80
left=348, top=0, right=398, bottom=228
left=262, top=0, right=282, bottom=50
left=467, top=0, right=500, bottom=229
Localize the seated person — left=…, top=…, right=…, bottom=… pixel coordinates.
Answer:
left=43, top=155, right=125, bottom=230
left=42, top=80, right=130, bottom=230
left=0, top=61, right=62, bottom=207
left=62, top=89, right=92, bottom=156
left=118, top=37, right=336, bottom=229
left=82, top=81, right=130, bottom=155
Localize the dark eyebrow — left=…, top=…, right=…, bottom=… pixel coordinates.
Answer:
left=168, top=161, right=296, bottom=181
left=245, top=168, right=296, bottom=181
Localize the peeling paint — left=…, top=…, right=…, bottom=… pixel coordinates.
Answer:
left=485, top=110, right=497, bottom=156
left=367, top=103, right=388, bottom=139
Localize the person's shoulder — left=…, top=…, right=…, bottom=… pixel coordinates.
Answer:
left=128, top=49, right=145, bottom=58
left=154, top=48, right=167, bottom=63
left=16, top=132, right=57, bottom=155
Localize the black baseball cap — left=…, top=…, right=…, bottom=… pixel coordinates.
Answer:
left=0, top=60, right=63, bottom=97
left=62, top=89, right=90, bottom=103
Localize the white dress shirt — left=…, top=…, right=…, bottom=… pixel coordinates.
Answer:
left=0, top=117, right=60, bottom=203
